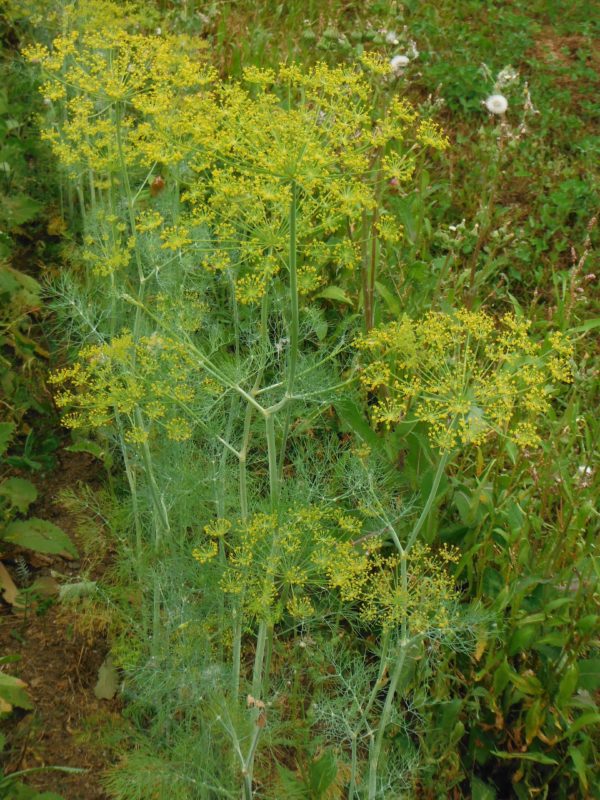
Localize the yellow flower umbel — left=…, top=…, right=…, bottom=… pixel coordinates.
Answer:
left=49, top=332, right=201, bottom=443
left=356, top=309, right=574, bottom=451
left=192, top=506, right=459, bottom=635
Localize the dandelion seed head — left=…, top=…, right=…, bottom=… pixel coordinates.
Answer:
left=485, top=94, right=508, bottom=115
left=390, top=54, right=410, bottom=74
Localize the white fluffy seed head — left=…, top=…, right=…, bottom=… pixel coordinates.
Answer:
left=485, top=94, right=509, bottom=115
left=390, top=54, right=410, bottom=74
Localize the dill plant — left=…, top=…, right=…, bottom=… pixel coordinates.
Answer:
left=23, top=4, right=577, bottom=797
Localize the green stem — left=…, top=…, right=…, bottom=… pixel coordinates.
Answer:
left=367, top=639, right=411, bottom=800
left=287, top=181, right=299, bottom=394
left=231, top=595, right=244, bottom=703
left=115, top=104, right=146, bottom=338
left=406, top=450, right=450, bottom=550
left=251, top=620, right=268, bottom=699
left=265, top=413, right=279, bottom=511
left=277, top=181, right=299, bottom=476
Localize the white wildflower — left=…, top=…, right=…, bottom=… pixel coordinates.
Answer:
left=385, top=30, right=399, bottom=45
left=484, top=94, right=508, bottom=115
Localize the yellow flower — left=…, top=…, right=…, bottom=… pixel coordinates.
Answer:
left=357, top=310, right=573, bottom=451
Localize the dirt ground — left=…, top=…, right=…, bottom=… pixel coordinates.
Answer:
left=1, top=451, right=119, bottom=800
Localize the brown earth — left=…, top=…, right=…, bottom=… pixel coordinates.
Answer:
left=0, top=450, right=120, bottom=800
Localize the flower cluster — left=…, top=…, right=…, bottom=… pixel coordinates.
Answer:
left=28, top=25, right=449, bottom=303
left=48, top=332, right=200, bottom=442
left=192, top=506, right=459, bottom=633
left=356, top=309, right=574, bottom=450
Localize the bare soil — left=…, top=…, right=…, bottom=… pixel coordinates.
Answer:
left=0, top=450, right=119, bottom=800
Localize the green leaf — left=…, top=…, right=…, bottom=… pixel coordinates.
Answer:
left=578, top=658, right=600, bottom=691
left=374, top=280, right=402, bottom=316
left=0, top=478, right=38, bottom=514
left=65, top=440, right=105, bottom=459
left=482, top=566, right=504, bottom=600
left=562, top=712, right=600, bottom=739
left=569, top=746, right=588, bottom=791
left=3, top=518, right=78, bottom=557
left=525, top=698, right=545, bottom=744
left=570, top=317, right=600, bottom=334
left=316, top=285, right=353, bottom=304
left=0, top=672, right=33, bottom=710
left=492, top=750, right=558, bottom=766
left=509, top=671, right=544, bottom=697
left=3, top=193, right=42, bottom=226
left=308, top=749, right=338, bottom=796
left=0, top=422, right=15, bottom=456
left=471, top=777, right=497, bottom=800
left=556, top=663, right=579, bottom=707
left=508, top=624, right=539, bottom=657
left=334, top=397, right=384, bottom=452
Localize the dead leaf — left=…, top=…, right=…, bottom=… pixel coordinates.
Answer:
left=0, top=561, right=23, bottom=607
left=94, top=655, right=119, bottom=700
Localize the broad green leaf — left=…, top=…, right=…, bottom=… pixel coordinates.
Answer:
left=0, top=672, right=33, bottom=711
left=4, top=193, right=42, bottom=226
left=0, top=477, right=38, bottom=513
left=3, top=518, right=78, bottom=557
left=509, top=671, right=544, bottom=697
left=482, top=566, right=504, bottom=600
left=316, top=285, right=353, bottom=304
left=65, top=440, right=105, bottom=458
left=578, top=658, right=600, bottom=691
left=508, top=624, right=539, bottom=657
left=0, top=422, right=15, bottom=456
left=471, top=777, right=497, bottom=800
